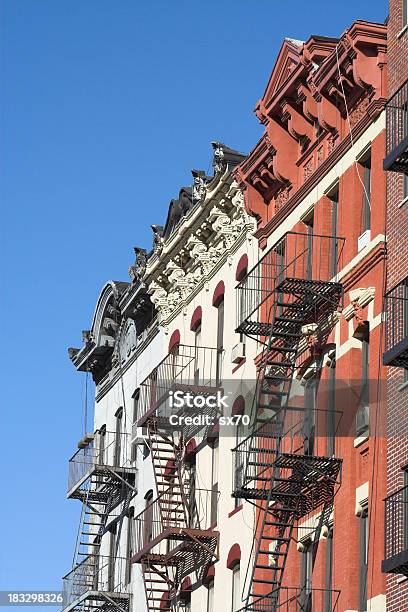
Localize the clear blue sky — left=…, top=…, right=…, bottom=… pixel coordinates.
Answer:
left=1, top=0, right=385, bottom=604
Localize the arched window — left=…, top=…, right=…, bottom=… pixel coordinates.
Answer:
left=232, top=397, right=245, bottom=508
left=168, top=329, right=181, bottom=353
left=213, top=281, right=225, bottom=384
left=227, top=544, right=241, bottom=612
left=235, top=254, right=248, bottom=282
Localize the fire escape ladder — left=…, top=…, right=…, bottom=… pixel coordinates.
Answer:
left=141, top=560, right=177, bottom=612
left=233, top=266, right=343, bottom=610
left=148, top=420, right=188, bottom=528
left=239, top=298, right=306, bottom=611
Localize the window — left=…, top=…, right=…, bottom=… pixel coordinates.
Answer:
left=98, top=426, right=106, bottom=465
left=108, top=524, right=117, bottom=591
left=404, top=174, right=408, bottom=203
left=303, top=377, right=317, bottom=456
left=235, top=419, right=245, bottom=508
left=207, top=580, right=214, bottom=612
left=144, top=490, right=154, bottom=546
left=194, top=323, right=202, bottom=384
left=302, top=209, right=314, bottom=280
left=231, top=565, right=240, bottom=612
left=330, top=187, right=339, bottom=276
left=359, top=508, right=368, bottom=612
left=126, top=509, right=134, bottom=584
left=327, top=358, right=336, bottom=455
left=356, top=335, right=370, bottom=437
left=211, top=440, right=219, bottom=526
left=404, top=0, right=408, bottom=27
left=216, top=298, right=224, bottom=385
left=114, top=408, right=123, bottom=466
left=324, top=527, right=334, bottom=612
left=132, top=389, right=140, bottom=425
left=300, top=539, right=313, bottom=604
left=360, top=152, right=371, bottom=234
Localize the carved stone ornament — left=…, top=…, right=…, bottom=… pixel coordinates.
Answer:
left=151, top=225, right=164, bottom=255
left=192, top=169, right=208, bottom=202
left=128, top=247, right=148, bottom=283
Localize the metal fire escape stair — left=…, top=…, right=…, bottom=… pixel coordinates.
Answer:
left=234, top=280, right=343, bottom=611
left=136, top=411, right=219, bottom=612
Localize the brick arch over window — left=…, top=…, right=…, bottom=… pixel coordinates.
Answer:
left=236, top=254, right=248, bottom=281
left=168, top=329, right=180, bottom=352
left=227, top=543, right=241, bottom=569
left=203, top=563, right=216, bottom=586
left=185, top=438, right=197, bottom=460
left=190, top=306, right=202, bottom=331
left=232, top=395, right=245, bottom=417
left=212, top=281, right=225, bottom=307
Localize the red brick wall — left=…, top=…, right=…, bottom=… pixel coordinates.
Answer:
left=385, top=0, right=408, bottom=609
left=388, top=0, right=408, bottom=97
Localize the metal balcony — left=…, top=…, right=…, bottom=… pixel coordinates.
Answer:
left=67, top=431, right=137, bottom=504
left=384, top=80, right=408, bottom=174
left=240, top=586, right=340, bottom=612
left=236, top=232, right=344, bottom=337
left=383, top=277, right=408, bottom=368
left=232, top=418, right=342, bottom=513
left=132, top=488, right=219, bottom=581
left=62, top=555, right=129, bottom=612
left=136, top=344, right=223, bottom=434
left=382, top=485, right=408, bottom=576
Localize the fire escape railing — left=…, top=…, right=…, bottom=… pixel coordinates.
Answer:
left=384, top=79, right=408, bottom=174
left=62, top=555, right=129, bottom=611
left=236, top=232, right=345, bottom=336
left=383, top=276, right=408, bottom=368
left=382, top=485, right=408, bottom=576
left=243, top=586, right=341, bottom=611
left=136, top=344, right=223, bottom=429
left=68, top=431, right=136, bottom=497
left=132, top=488, right=218, bottom=558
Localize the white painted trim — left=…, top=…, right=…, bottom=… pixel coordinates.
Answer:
left=336, top=234, right=385, bottom=283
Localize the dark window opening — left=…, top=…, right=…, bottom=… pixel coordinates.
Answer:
left=359, top=508, right=368, bottom=612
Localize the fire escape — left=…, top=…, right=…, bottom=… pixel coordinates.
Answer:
left=62, top=431, right=137, bottom=612
left=131, top=344, right=221, bottom=611
left=232, top=231, right=344, bottom=611
left=382, top=78, right=408, bottom=579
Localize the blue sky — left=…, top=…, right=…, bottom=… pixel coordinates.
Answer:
left=1, top=0, right=385, bottom=604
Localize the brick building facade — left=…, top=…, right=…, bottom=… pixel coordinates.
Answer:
left=382, top=0, right=408, bottom=609
left=234, top=19, right=388, bottom=612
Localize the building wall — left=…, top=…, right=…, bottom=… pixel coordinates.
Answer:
left=236, top=21, right=388, bottom=612
left=385, top=0, right=408, bottom=609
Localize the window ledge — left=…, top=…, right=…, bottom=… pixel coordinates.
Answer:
left=228, top=504, right=243, bottom=518
left=354, top=435, right=369, bottom=448
left=397, top=574, right=408, bottom=584
left=398, top=195, right=408, bottom=209
left=398, top=380, right=408, bottom=392
left=397, top=24, right=408, bottom=39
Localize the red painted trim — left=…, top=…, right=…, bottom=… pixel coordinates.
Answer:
left=227, top=543, right=241, bottom=569
left=190, top=306, right=202, bottom=331
left=228, top=504, right=243, bottom=518
left=212, top=281, right=225, bottom=307
left=232, top=357, right=246, bottom=374
left=164, top=458, right=176, bottom=478
left=203, top=563, right=216, bottom=586
left=232, top=395, right=245, bottom=417
left=185, top=438, right=197, bottom=460
left=235, top=254, right=249, bottom=281
left=206, top=423, right=220, bottom=443
left=181, top=577, right=192, bottom=592
left=168, top=329, right=180, bottom=352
